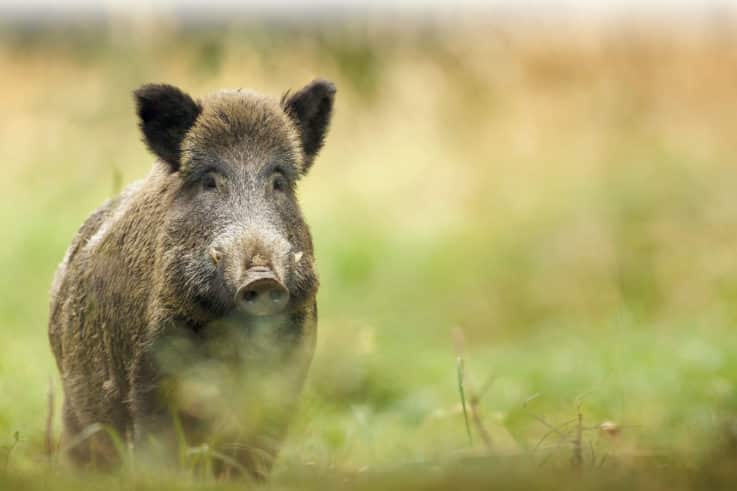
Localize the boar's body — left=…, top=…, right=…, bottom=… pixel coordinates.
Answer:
left=48, top=81, right=335, bottom=477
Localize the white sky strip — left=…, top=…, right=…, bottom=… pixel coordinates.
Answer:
left=2, top=0, right=737, bottom=20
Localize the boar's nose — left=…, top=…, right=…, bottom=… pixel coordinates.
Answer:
left=235, top=267, right=289, bottom=316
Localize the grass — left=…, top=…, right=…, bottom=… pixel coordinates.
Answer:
left=1, top=13, right=737, bottom=488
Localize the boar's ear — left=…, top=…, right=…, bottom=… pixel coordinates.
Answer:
left=134, top=84, right=201, bottom=171
left=282, top=79, right=336, bottom=173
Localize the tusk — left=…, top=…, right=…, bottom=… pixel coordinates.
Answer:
left=209, top=248, right=222, bottom=266
left=294, top=251, right=304, bottom=264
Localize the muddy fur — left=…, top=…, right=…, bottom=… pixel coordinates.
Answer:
left=48, top=80, right=335, bottom=478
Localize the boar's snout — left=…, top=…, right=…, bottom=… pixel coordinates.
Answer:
left=235, top=267, right=289, bottom=316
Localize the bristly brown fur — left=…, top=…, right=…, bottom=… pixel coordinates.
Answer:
left=182, top=90, right=305, bottom=175
left=49, top=80, right=335, bottom=478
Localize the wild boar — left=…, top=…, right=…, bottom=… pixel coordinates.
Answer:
left=48, top=80, right=335, bottom=478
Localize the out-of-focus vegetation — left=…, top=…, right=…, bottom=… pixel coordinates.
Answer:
left=1, top=10, right=737, bottom=488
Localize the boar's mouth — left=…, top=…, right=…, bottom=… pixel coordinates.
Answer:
left=189, top=258, right=317, bottom=323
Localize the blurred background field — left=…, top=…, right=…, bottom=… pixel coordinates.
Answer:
left=1, top=2, right=737, bottom=488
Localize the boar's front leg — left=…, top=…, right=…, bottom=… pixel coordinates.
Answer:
left=129, top=319, right=204, bottom=465
left=129, top=348, right=181, bottom=465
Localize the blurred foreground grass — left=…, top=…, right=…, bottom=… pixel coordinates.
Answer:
left=1, top=15, right=737, bottom=488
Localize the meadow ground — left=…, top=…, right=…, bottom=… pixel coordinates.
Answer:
left=1, top=15, right=737, bottom=488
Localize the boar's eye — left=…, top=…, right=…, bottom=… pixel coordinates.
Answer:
left=201, top=173, right=219, bottom=192
left=271, top=173, right=288, bottom=193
